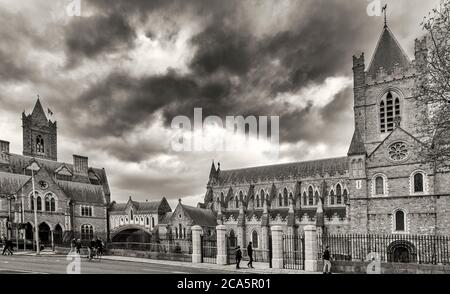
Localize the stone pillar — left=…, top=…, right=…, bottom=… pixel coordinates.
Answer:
left=216, top=225, right=227, bottom=265
left=271, top=226, right=284, bottom=269
left=51, top=230, right=54, bottom=251
left=191, top=225, right=203, bottom=263
left=237, top=226, right=245, bottom=248
left=261, top=226, right=269, bottom=250
left=304, top=225, right=318, bottom=272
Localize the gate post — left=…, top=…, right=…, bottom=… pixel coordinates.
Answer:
left=192, top=225, right=203, bottom=263
left=304, top=225, right=318, bottom=272
left=216, top=225, right=227, bottom=265
left=271, top=226, right=284, bottom=269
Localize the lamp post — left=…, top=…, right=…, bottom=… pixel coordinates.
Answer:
left=26, top=161, right=40, bottom=255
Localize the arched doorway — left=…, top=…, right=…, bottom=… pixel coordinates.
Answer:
left=38, top=223, right=51, bottom=246
left=25, top=223, right=34, bottom=241
left=388, top=240, right=417, bottom=263
left=54, top=224, right=63, bottom=245
left=112, top=228, right=151, bottom=243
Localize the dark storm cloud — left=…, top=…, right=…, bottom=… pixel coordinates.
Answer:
left=64, top=13, right=136, bottom=67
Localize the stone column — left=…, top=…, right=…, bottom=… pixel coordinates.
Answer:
left=237, top=226, right=245, bottom=248
left=304, top=225, right=318, bottom=272
left=261, top=226, right=269, bottom=250
left=216, top=225, right=227, bottom=265
left=271, top=226, right=284, bottom=269
left=51, top=230, right=55, bottom=251
left=191, top=225, right=203, bottom=263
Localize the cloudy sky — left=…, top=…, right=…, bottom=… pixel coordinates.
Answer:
left=0, top=0, right=440, bottom=207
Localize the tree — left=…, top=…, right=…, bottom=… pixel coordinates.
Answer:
left=416, top=0, right=450, bottom=169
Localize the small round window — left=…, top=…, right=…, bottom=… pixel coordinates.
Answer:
left=388, top=142, right=408, bottom=161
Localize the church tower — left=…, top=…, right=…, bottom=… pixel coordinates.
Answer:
left=351, top=20, right=425, bottom=155
left=22, top=98, right=57, bottom=161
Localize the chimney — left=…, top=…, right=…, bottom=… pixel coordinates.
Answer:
left=73, top=154, right=88, bottom=175
left=0, top=140, right=10, bottom=164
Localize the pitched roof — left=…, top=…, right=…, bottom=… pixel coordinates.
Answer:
left=367, top=26, right=410, bottom=77
left=0, top=172, right=29, bottom=196
left=30, top=98, right=48, bottom=122
left=56, top=180, right=106, bottom=204
left=217, top=157, right=348, bottom=185
left=182, top=204, right=217, bottom=227
left=347, top=128, right=366, bottom=155
left=110, top=199, right=162, bottom=213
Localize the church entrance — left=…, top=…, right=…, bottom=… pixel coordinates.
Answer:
left=38, top=223, right=51, bottom=246
left=388, top=240, right=417, bottom=263
left=54, top=224, right=63, bottom=245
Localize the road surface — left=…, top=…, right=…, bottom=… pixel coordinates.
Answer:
left=0, top=254, right=225, bottom=274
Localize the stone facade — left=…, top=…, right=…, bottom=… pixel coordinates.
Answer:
left=0, top=99, right=110, bottom=245
left=198, top=23, right=450, bottom=250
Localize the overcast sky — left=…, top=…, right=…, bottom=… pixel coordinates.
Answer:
left=0, top=0, right=440, bottom=208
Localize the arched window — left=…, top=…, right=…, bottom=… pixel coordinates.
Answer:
left=235, top=196, right=239, bottom=208
left=81, top=224, right=94, bottom=240
left=45, top=196, right=51, bottom=211
left=175, top=227, right=178, bottom=239
left=357, top=159, right=364, bottom=177
left=179, top=224, right=183, bottom=239
left=146, top=217, right=150, bottom=226
left=50, top=197, right=56, bottom=212
left=36, top=196, right=42, bottom=211
left=278, top=193, right=282, bottom=207
left=151, top=217, right=155, bottom=228
left=314, top=191, right=320, bottom=205
left=256, top=194, right=260, bottom=208
left=30, top=194, right=34, bottom=210
left=330, top=190, right=335, bottom=205
left=252, top=230, right=258, bottom=248
left=413, top=173, right=424, bottom=193
left=130, top=210, right=133, bottom=220
left=395, top=210, right=406, bottom=232
left=307, top=187, right=314, bottom=206
left=375, top=176, right=385, bottom=195
left=336, top=184, right=342, bottom=205
left=36, top=135, right=44, bottom=154
left=229, top=197, right=234, bottom=209
left=343, top=189, right=348, bottom=205
left=380, top=91, right=401, bottom=133
left=283, top=188, right=289, bottom=206
left=303, top=192, right=307, bottom=206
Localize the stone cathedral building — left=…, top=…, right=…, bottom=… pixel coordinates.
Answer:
left=0, top=99, right=111, bottom=246
left=201, top=23, right=450, bottom=251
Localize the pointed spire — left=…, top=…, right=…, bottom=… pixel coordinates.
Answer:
left=367, top=25, right=410, bottom=78
left=209, top=160, right=216, bottom=180
left=31, top=96, right=48, bottom=121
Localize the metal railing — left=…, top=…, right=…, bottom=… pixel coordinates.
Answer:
left=108, top=239, right=193, bottom=254
left=317, top=233, right=450, bottom=265
left=283, top=235, right=305, bottom=270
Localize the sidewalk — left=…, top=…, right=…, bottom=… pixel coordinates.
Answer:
left=101, top=255, right=320, bottom=274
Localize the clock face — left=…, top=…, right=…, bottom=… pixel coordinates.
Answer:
left=38, top=180, right=49, bottom=190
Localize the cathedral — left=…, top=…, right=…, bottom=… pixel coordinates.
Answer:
left=201, top=23, right=450, bottom=251
left=0, top=99, right=111, bottom=247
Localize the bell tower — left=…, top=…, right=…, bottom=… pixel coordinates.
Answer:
left=22, top=98, right=57, bottom=161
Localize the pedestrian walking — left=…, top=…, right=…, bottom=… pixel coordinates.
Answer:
left=75, top=239, right=82, bottom=254
left=247, top=242, right=254, bottom=269
left=2, top=239, right=13, bottom=255
left=235, top=246, right=242, bottom=269
left=323, top=246, right=332, bottom=274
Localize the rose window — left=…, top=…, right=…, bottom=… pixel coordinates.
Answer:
left=388, top=142, right=408, bottom=161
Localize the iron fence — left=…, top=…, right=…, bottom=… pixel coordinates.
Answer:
left=108, top=238, right=192, bottom=254
left=283, top=234, right=304, bottom=270
left=226, top=236, right=237, bottom=265
left=201, top=235, right=217, bottom=264
left=242, top=248, right=271, bottom=263
left=317, top=233, right=450, bottom=265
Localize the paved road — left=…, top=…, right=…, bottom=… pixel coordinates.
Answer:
left=0, top=255, right=225, bottom=274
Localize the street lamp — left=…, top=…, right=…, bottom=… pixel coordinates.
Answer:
left=27, top=161, right=40, bottom=255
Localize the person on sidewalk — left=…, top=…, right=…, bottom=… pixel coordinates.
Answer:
left=75, top=239, right=82, bottom=254
left=323, top=246, right=332, bottom=274
left=235, top=246, right=242, bottom=269
left=2, top=239, right=13, bottom=255
left=247, top=242, right=254, bottom=269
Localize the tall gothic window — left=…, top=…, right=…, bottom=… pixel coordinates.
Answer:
left=260, top=189, right=265, bottom=205
left=308, top=187, right=314, bottom=206
left=380, top=92, right=401, bottom=133
left=330, top=190, right=335, bottom=205
left=278, top=194, right=283, bottom=206
left=395, top=210, right=405, bottom=232
left=283, top=188, right=289, bottom=206
left=36, top=196, right=42, bottom=211
left=252, top=230, right=259, bottom=248
left=36, top=135, right=45, bottom=154
left=45, top=196, right=51, bottom=211
left=343, top=189, right=348, bottom=205
left=413, top=173, right=424, bottom=193
left=336, top=184, right=342, bottom=204
left=303, top=192, right=307, bottom=206
left=375, top=176, right=385, bottom=195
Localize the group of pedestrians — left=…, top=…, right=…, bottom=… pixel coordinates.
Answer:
left=71, top=237, right=104, bottom=260
left=235, top=241, right=255, bottom=269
